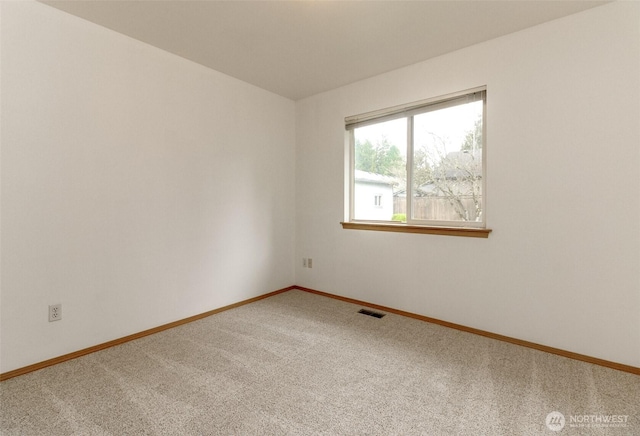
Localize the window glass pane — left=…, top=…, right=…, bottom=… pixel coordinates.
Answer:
left=412, top=100, right=483, bottom=223
left=353, top=118, right=407, bottom=221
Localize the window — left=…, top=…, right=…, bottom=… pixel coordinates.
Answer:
left=344, top=87, right=490, bottom=237
left=374, top=194, right=382, bottom=207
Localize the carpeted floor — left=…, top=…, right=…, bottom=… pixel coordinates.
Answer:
left=1, top=289, right=638, bottom=435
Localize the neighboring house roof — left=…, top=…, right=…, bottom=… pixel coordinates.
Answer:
left=419, top=151, right=482, bottom=197
left=354, top=170, right=396, bottom=186
left=436, top=151, right=482, bottom=180
left=392, top=151, right=482, bottom=197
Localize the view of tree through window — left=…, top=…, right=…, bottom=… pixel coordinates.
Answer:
left=353, top=118, right=406, bottom=221
left=350, top=89, right=485, bottom=227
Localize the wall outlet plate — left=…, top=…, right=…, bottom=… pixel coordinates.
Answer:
left=49, top=304, right=62, bottom=322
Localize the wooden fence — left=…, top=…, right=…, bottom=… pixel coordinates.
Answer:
left=393, top=197, right=481, bottom=222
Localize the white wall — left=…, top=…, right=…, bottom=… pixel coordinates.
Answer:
left=1, top=1, right=638, bottom=375
left=0, top=2, right=295, bottom=373
left=295, top=2, right=640, bottom=367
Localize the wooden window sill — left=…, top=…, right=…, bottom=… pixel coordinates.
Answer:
left=340, top=222, right=492, bottom=238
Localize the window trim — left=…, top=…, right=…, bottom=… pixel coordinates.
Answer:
left=345, top=86, right=486, bottom=130
left=345, top=86, right=490, bottom=235
left=340, top=221, right=491, bottom=238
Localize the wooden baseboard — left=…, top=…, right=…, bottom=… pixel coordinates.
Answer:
left=3, top=284, right=637, bottom=381
left=294, top=286, right=640, bottom=376
left=0, top=286, right=295, bottom=382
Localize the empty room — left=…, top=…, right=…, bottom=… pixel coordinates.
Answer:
left=1, top=1, right=639, bottom=434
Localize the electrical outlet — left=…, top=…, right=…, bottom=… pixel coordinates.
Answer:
left=303, top=258, right=307, bottom=268
left=49, top=304, right=62, bottom=322
left=308, top=258, right=313, bottom=268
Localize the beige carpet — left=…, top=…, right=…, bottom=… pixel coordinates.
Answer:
left=1, top=290, right=638, bottom=435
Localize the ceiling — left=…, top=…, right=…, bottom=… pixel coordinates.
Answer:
left=42, top=1, right=608, bottom=101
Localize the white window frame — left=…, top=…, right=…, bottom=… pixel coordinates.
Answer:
left=345, top=86, right=487, bottom=230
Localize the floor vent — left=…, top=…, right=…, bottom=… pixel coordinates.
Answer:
left=358, top=309, right=386, bottom=319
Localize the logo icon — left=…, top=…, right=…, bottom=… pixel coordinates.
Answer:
left=546, top=411, right=566, bottom=432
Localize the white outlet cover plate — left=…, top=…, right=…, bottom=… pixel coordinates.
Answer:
left=49, top=304, right=62, bottom=322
